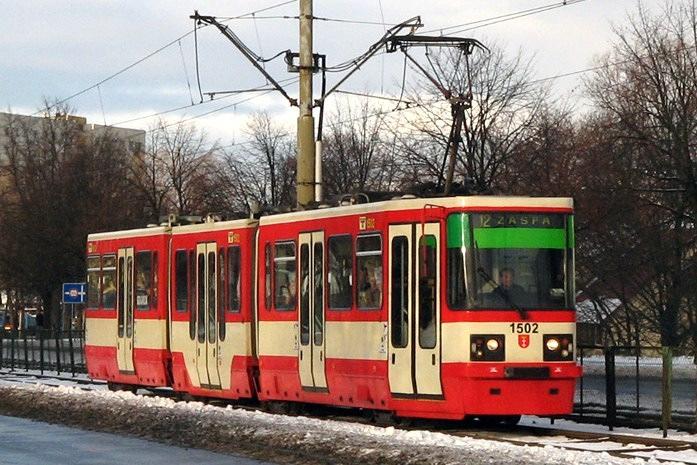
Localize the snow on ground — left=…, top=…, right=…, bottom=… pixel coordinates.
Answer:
left=522, top=416, right=697, bottom=443
left=0, top=381, right=693, bottom=465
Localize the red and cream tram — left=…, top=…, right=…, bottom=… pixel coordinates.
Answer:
left=84, top=195, right=580, bottom=422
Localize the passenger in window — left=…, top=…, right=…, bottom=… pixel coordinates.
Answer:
left=277, top=274, right=296, bottom=309
left=358, top=261, right=382, bottom=308
left=136, top=270, right=149, bottom=309
left=102, top=277, right=116, bottom=308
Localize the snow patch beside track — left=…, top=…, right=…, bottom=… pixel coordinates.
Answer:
left=0, top=383, right=687, bottom=465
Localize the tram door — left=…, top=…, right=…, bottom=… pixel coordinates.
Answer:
left=298, top=232, right=327, bottom=390
left=116, top=247, right=135, bottom=374
left=195, top=243, right=221, bottom=389
left=387, top=223, right=442, bottom=396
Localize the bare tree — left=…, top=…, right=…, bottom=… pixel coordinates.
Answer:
left=129, top=131, right=171, bottom=223
left=149, top=119, right=216, bottom=216
left=246, top=111, right=294, bottom=207
left=217, top=112, right=295, bottom=212
left=0, top=106, right=143, bottom=327
left=322, top=100, right=395, bottom=196
left=586, top=0, right=697, bottom=351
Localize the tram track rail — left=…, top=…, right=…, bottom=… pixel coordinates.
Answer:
left=0, top=370, right=694, bottom=464
left=440, top=425, right=697, bottom=463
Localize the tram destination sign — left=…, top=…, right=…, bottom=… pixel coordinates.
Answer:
left=473, top=213, right=564, bottom=229
left=62, top=282, right=86, bottom=304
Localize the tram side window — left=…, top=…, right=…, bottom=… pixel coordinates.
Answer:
left=228, top=246, right=241, bottom=312
left=126, top=255, right=134, bottom=337
left=328, top=235, right=352, bottom=310
left=207, top=251, right=216, bottom=344
left=135, top=251, right=153, bottom=310
left=299, top=244, right=310, bottom=345
left=101, top=255, right=117, bottom=309
left=87, top=256, right=101, bottom=309
left=274, top=242, right=297, bottom=310
left=264, top=244, right=272, bottom=309
left=117, top=256, right=125, bottom=337
left=391, top=236, right=409, bottom=348
left=418, top=235, right=437, bottom=350
left=447, top=248, right=467, bottom=309
left=152, top=251, right=158, bottom=308
left=175, top=250, right=188, bottom=312
left=356, top=234, right=383, bottom=309
left=218, top=248, right=226, bottom=341
left=197, top=253, right=206, bottom=343
left=188, top=250, right=196, bottom=340
left=313, top=242, right=324, bottom=345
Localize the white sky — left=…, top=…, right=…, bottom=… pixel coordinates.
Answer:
left=0, top=0, right=660, bottom=144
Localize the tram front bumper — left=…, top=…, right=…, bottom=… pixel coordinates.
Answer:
left=454, top=362, right=581, bottom=416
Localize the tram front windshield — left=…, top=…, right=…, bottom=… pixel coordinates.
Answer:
left=447, top=212, right=574, bottom=310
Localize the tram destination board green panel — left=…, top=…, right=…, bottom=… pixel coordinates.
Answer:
left=473, top=228, right=566, bottom=249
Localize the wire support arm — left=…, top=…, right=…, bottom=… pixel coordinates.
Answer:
left=191, top=11, right=297, bottom=106
left=319, top=16, right=423, bottom=103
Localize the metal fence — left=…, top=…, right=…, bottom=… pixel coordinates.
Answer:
left=0, top=329, right=86, bottom=376
left=1, top=332, right=695, bottom=434
left=573, top=344, right=697, bottom=434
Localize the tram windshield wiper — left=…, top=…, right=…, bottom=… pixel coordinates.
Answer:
left=476, top=266, right=528, bottom=320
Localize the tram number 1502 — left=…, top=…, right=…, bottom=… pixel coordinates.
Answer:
left=509, top=323, right=539, bottom=334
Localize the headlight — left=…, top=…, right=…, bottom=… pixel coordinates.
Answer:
left=486, top=338, right=499, bottom=351
left=546, top=338, right=560, bottom=351
left=471, top=335, right=505, bottom=361
left=543, top=334, right=574, bottom=361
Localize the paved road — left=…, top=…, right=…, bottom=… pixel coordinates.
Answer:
left=0, top=415, right=273, bottom=465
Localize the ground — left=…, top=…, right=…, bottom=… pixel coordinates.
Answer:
left=0, top=381, right=693, bottom=465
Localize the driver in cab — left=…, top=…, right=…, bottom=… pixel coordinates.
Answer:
left=494, top=267, right=528, bottom=306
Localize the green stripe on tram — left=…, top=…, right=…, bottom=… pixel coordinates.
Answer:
left=447, top=214, right=470, bottom=248
left=473, top=228, right=567, bottom=249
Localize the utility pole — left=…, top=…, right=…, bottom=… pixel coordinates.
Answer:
left=296, top=0, right=316, bottom=208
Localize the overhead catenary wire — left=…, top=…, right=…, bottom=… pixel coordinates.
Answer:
left=163, top=1, right=602, bottom=131
left=134, top=52, right=635, bottom=152
left=323, top=1, right=585, bottom=75
left=97, top=84, right=107, bottom=126
left=214, top=14, right=397, bottom=26
left=149, top=0, right=677, bottom=156
left=217, top=95, right=443, bottom=152
left=429, top=0, right=587, bottom=37
left=216, top=50, right=656, bottom=152
left=178, top=40, right=196, bottom=105
left=111, top=77, right=298, bottom=127
left=71, top=0, right=602, bottom=147
left=376, top=0, right=387, bottom=93
left=334, top=89, right=414, bottom=105
left=37, top=0, right=585, bottom=122
left=251, top=12, right=268, bottom=82
left=105, top=77, right=301, bottom=148
left=33, top=0, right=298, bottom=115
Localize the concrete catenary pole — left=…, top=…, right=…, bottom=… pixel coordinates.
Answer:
left=296, top=0, right=316, bottom=208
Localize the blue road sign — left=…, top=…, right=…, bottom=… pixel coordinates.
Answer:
left=63, top=282, right=86, bottom=304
